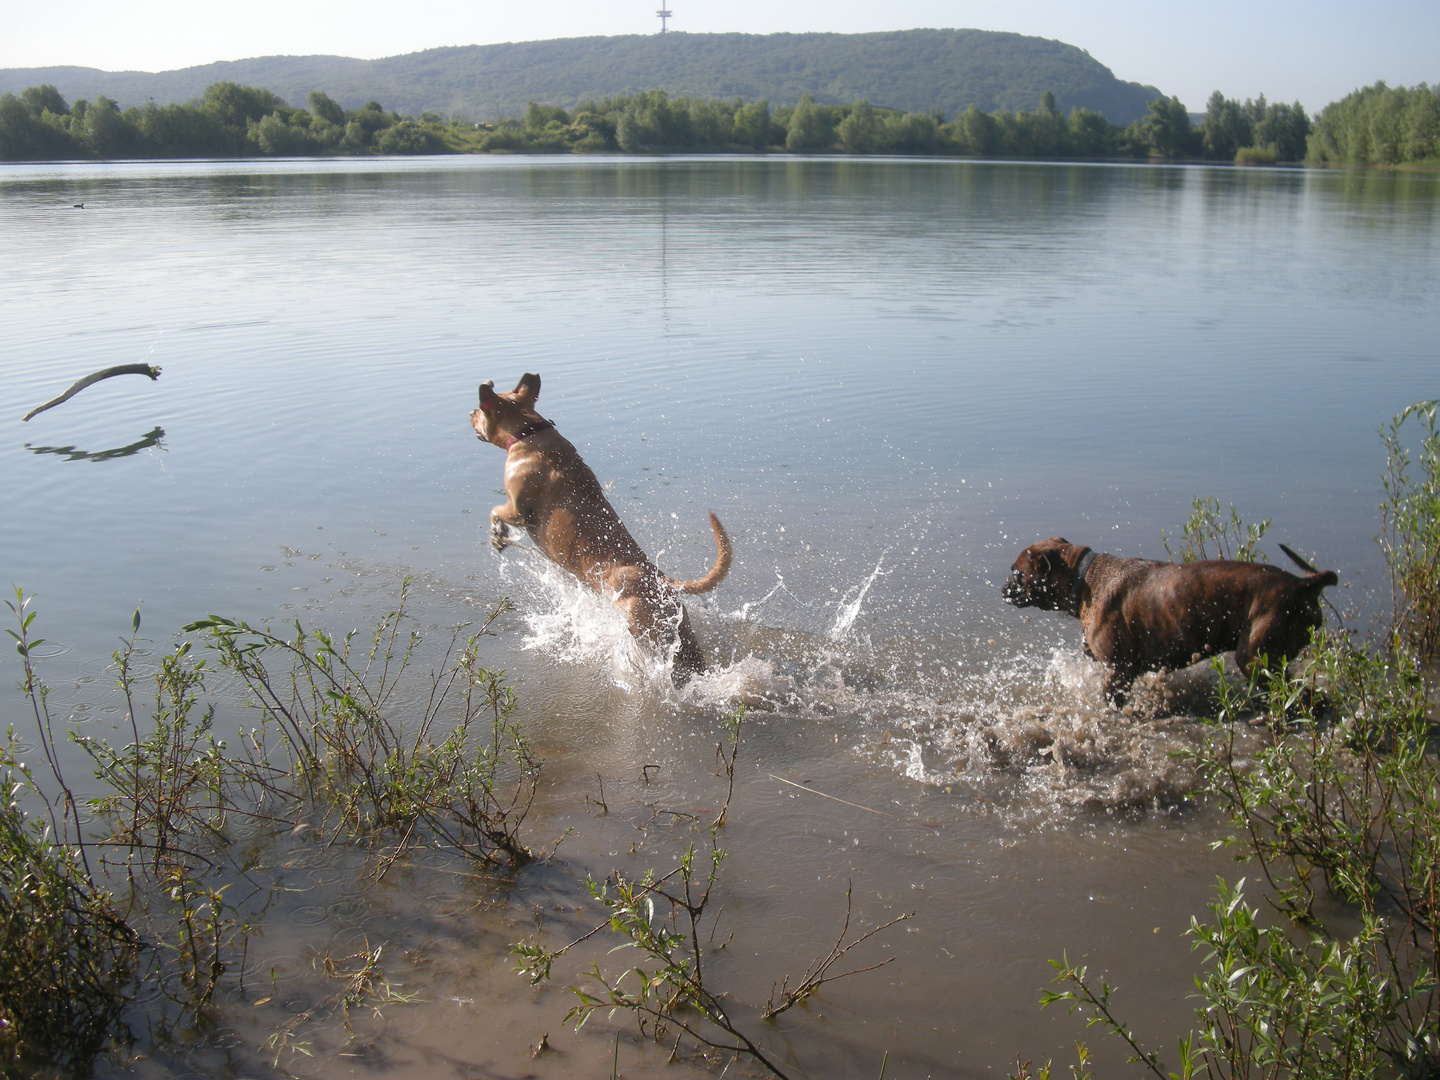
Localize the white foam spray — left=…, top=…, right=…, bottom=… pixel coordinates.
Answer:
left=495, top=545, right=1222, bottom=819
left=829, top=553, right=887, bottom=640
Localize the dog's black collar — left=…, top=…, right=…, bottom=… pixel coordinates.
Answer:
left=504, top=418, right=554, bottom=450
left=1069, top=549, right=1097, bottom=611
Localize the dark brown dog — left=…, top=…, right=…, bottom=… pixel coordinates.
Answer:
left=470, top=373, right=731, bottom=681
left=1003, top=537, right=1337, bottom=706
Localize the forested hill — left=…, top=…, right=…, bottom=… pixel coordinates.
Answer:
left=0, top=30, right=1164, bottom=125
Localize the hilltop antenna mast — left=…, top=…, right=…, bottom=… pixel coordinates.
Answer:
left=656, top=6, right=673, bottom=32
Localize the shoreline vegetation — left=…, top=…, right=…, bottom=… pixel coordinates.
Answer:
left=1021, top=402, right=1440, bottom=1080
left=2, top=79, right=1437, bottom=168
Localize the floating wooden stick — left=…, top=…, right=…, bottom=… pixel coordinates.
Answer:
left=23, top=363, right=161, bottom=421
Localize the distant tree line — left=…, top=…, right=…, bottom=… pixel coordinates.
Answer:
left=468, top=89, right=1306, bottom=162
left=478, top=90, right=1162, bottom=158
left=1200, top=92, right=1313, bottom=163
left=1307, top=81, right=1440, bottom=166
left=2, top=78, right=1436, bottom=167
left=0, top=82, right=448, bottom=161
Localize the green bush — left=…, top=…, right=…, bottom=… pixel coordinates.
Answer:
left=784, top=93, right=836, bottom=151
left=1380, top=400, right=1440, bottom=658
left=1162, top=496, right=1270, bottom=562
left=0, top=742, right=136, bottom=1078
left=1309, top=82, right=1440, bottom=166
left=1028, top=404, right=1440, bottom=1077
left=6, top=585, right=532, bottom=1074
left=254, top=113, right=316, bottom=155
left=375, top=120, right=445, bottom=154
left=1036, top=631, right=1440, bottom=1079
left=1234, top=144, right=1278, bottom=165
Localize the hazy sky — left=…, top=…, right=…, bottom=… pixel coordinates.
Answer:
left=4, top=0, right=1436, bottom=113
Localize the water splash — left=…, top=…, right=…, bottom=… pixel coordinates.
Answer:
left=499, top=556, right=667, bottom=690
left=829, top=553, right=887, bottom=640
left=497, top=549, right=1221, bottom=818
left=872, top=645, right=1219, bottom=817
left=726, top=572, right=804, bottom=623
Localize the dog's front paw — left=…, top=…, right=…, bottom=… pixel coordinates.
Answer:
left=489, top=518, right=513, bottom=552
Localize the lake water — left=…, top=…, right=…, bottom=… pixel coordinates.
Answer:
left=1, top=155, right=1437, bottom=1078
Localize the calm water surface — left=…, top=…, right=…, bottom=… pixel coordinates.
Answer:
left=1, top=156, right=1437, bottom=1078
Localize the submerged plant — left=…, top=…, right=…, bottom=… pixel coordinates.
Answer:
left=1203, top=632, right=1437, bottom=929
left=1184, top=878, right=1391, bottom=1079
left=565, top=836, right=793, bottom=1071
left=513, top=707, right=910, bottom=1079
left=1193, top=636, right=1438, bottom=1075
left=79, top=635, right=231, bottom=873
left=184, top=586, right=538, bottom=868
left=264, top=941, right=417, bottom=1069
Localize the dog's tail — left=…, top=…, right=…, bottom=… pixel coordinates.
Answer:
left=1279, top=543, right=1319, bottom=573
left=665, top=513, right=733, bottom=595
left=1280, top=543, right=1339, bottom=589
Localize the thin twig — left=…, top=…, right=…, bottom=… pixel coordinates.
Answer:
left=764, top=881, right=912, bottom=1018
left=767, top=773, right=939, bottom=827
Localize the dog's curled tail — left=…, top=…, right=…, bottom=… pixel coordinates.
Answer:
left=1279, top=543, right=1338, bottom=590
left=666, top=512, right=733, bottom=595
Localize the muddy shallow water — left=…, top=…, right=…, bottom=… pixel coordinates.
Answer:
left=2, top=155, right=1438, bottom=1077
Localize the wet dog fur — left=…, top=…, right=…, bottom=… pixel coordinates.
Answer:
left=470, top=373, right=731, bottom=681
left=1003, top=538, right=1337, bottom=707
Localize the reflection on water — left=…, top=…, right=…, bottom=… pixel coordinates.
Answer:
left=1, top=156, right=1437, bottom=1078
left=26, top=424, right=165, bottom=462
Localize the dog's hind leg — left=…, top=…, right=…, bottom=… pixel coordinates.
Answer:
left=606, top=565, right=705, bottom=682
left=1239, top=606, right=1320, bottom=682
left=670, top=606, right=705, bottom=682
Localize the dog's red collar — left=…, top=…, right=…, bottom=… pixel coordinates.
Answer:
left=504, top=418, right=554, bottom=450
left=1070, top=549, right=1097, bottom=611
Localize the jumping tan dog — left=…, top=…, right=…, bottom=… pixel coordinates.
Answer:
left=1003, top=537, right=1337, bottom=707
left=470, top=373, right=731, bottom=681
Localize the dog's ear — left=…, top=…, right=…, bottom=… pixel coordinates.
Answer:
left=1036, top=551, right=1055, bottom=574
left=513, top=373, right=541, bottom=402
left=478, top=381, right=498, bottom=412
